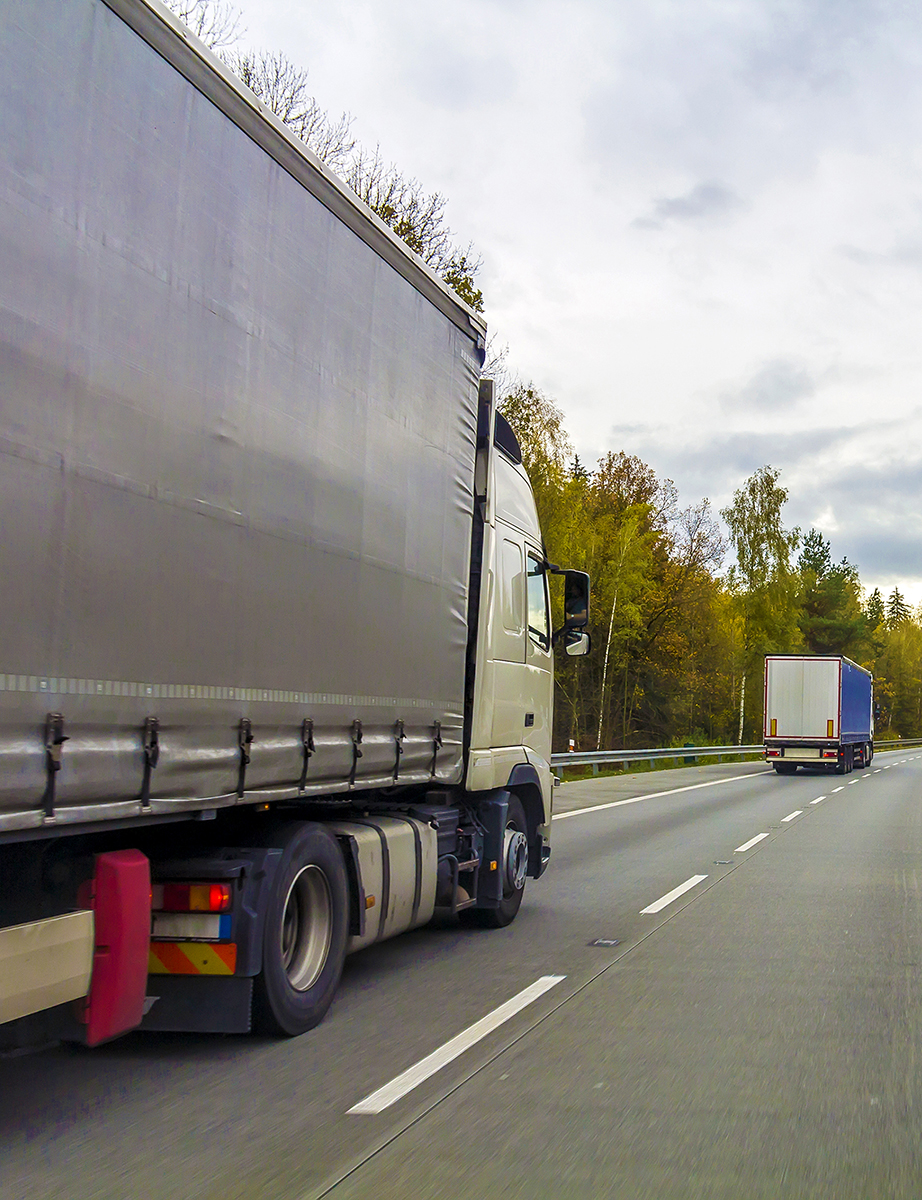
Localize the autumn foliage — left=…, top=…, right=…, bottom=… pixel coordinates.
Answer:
left=501, top=386, right=920, bottom=751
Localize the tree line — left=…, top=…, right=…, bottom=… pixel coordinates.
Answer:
left=500, top=386, right=921, bottom=751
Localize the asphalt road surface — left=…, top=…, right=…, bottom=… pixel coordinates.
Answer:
left=2, top=750, right=921, bottom=1199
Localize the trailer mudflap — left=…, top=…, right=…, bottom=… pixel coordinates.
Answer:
left=140, top=976, right=254, bottom=1033
left=474, top=792, right=509, bottom=908
left=76, top=850, right=151, bottom=1046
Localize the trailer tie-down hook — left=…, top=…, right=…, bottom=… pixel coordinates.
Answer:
left=349, top=720, right=363, bottom=787
left=41, top=712, right=68, bottom=821
left=299, top=717, right=315, bottom=791
left=237, top=717, right=253, bottom=798
left=140, top=716, right=159, bottom=810
left=393, top=719, right=406, bottom=783
left=430, top=720, right=443, bottom=779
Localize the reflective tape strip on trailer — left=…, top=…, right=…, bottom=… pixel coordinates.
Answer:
left=148, top=942, right=237, bottom=975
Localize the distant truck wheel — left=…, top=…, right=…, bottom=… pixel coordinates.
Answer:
left=253, top=823, right=349, bottom=1036
left=773, top=763, right=797, bottom=775
left=835, top=746, right=853, bottom=775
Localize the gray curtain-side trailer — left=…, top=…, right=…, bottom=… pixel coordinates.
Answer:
left=0, top=0, right=589, bottom=1043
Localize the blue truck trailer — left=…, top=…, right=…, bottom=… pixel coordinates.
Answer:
left=763, top=655, right=874, bottom=775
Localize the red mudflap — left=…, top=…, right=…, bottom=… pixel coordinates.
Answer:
left=77, top=850, right=151, bottom=1046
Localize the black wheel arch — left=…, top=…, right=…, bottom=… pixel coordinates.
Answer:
left=505, top=763, right=549, bottom=879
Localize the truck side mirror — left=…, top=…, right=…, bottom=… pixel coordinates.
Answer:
left=565, top=630, right=591, bottom=657
left=563, top=570, right=589, bottom=630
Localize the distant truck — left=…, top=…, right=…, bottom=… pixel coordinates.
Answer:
left=763, top=655, right=874, bottom=775
left=0, top=0, right=590, bottom=1046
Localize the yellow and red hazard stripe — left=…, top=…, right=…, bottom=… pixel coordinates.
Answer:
left=148, top=942, right=237, bottom=975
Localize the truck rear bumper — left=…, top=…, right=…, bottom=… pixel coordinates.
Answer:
left=0, top=910, right=94, bottom=1025
left=765, top=746, right=828, bottom=762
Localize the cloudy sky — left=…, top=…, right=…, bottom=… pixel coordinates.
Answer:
left=231, top=0, right=922, bottom=602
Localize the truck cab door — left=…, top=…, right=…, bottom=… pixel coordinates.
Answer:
left=489, top=527, right=553, bottom=758
left=490, top=528, right=527, bottom=748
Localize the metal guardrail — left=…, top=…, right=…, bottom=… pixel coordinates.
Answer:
left=550, top=744, right=762, bottom=779
left=550, top=737, right=922, bottom=779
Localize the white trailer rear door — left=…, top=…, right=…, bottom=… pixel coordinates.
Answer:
left=765, top=657, right=840, bottom=739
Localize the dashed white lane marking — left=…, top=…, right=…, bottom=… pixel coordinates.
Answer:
left=873, top=769, right=882, bottom=773
left=347, top=975, right=566, bottom=1115
left=640, top=874, right=708, bottom=914
left=552, top=772, right=760, bottom=822
left=811, top=795, right=827, bottom=804
left=831, top=786, right=845, bottom=792
left=862, top=773, right=871, bottom=778
left=883, top=766, right=892, bottom=770
left=735, top=832, right=769, bottom=852
left=781, top=810, right=803, bottom=822
left=847, top=779, right=859, bottom=785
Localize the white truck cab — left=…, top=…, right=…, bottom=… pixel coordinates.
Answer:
left=466, top=383, right=589, bottom=852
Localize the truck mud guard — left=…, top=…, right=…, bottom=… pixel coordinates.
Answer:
left=76, top=850, right=151, bottom=1046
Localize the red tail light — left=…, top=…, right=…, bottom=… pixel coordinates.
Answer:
left=153, top=883, right=232, bottom=912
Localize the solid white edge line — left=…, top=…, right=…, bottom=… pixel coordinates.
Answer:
left=347, top=975, right=566, bottom=1115
left=640, top=874, right=708, bottom=914
left=735, top=832, right=769, bottom=852
left=781, top=810, right=802, bottom=822
left=553, top=772, right=758, bottom=821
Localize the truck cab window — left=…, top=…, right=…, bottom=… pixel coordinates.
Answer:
left=501, top=539, right=525, bottom=634
left=526, top=555, right=550, bottom=652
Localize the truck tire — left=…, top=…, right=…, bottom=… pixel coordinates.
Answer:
left=253, top=823, right=349, bottom=1037
left=773, top=763, right=797, bottom=775
left=461, top=796, right=528, bottom=929
left=835, top=746, right=854, bottom=775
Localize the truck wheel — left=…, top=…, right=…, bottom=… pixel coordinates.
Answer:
left=461, top=796, right=528, bottom=929
left=773, top=763, right=796, bottom=775
left=253, top=823, right=349, bottom=1036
